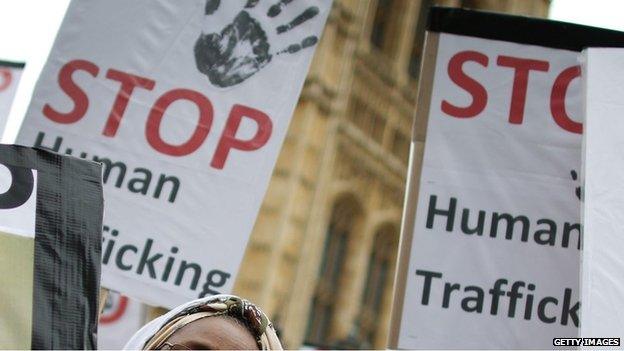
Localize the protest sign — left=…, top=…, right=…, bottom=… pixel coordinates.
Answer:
left=98, top=291, right=146, bottom=350
left=0, top=60, right=24, bottom=136
left=16, top=0, right=331, bottom=308
left=389, top=8, right=624, bottom=349
left=0, top=144, right=103, bottom=349
left=579, top=48, right=624, bottom=340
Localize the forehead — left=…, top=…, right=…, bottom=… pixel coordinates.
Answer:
left=164, top=316, right=259, bottom=350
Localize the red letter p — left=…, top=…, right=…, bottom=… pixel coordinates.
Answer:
left=211, top=105, right=273, bottom=170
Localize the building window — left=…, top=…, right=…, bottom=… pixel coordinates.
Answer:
left=391, top=129, right=410, bottom=163
left=370, top=0, right=394, bottom=50
left=347, top=97, right=386, bottom=145
left=359, top=225, right=398, bottom=347
left=461, top=0, right=479, bottom=9
left=305, top=197, right=361, bottom=347
left=407, top=18, right=423, bottom=79
left=408, top=0, right=433, bottom=79
left=461, top=0, right=503, bottom=12
left=408, top=42, right=421, bottom=79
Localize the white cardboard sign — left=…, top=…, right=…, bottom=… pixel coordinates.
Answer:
left=580, top=48, right=624, bottom=340
left=17, top=0, right=331, bottom=308
left=0, top=61, right=24, bottom=137
left=394, top=9, right=594, bottom=349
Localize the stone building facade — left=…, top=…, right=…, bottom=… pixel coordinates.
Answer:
left=231, top=0, right=550, bottom=349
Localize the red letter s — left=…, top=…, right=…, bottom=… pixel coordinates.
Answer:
left=43, top=59, right=99, bottom=124
left=441, top=51, right=489, bottom=118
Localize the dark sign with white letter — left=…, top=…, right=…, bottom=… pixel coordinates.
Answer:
left=0, top=145, right=103, bottom=349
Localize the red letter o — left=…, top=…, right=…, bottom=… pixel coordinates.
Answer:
left=550, top=65, right=582, bottom=134
left=146, top=89, right=213, bottom=156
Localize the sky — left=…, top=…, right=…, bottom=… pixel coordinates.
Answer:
left=1, top=0, right=624, bottom=142
left=0, top=0, right=70, bottom=142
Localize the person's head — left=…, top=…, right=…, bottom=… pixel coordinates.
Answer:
left=123, top=295, right=282, bottom=350
left=154, top=315, right=258, bottom=350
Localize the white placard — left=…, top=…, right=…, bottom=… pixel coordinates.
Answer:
left=0, top=62, right=24, bottom=137
left=398, top=31, right=584, bottom=349
left=17, top=0, right=331, bottom=308
left=580, top=48, right=624, bottom=340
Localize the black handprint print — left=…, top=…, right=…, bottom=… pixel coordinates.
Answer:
left=195, top=0, right=320, bottom=88
left=570, top=169, right=582, bottom=201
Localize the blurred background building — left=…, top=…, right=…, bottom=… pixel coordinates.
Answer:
left=231, top=0, right=550, bottom=349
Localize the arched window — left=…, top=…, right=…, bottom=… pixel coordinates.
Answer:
left=359, top=224, right=398, bottom=347
left=370, top=0, right=395, bottom=51
left=461, top=0, right=480, bottom=10
left=408, top=0, right=433, bottom=79
left=305, top=197, right=361, bottom=347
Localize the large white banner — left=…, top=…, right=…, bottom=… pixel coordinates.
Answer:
left=17, top=0, right=331, bottom=308
left=0, top=61, right=25, bottom=137
left=392, top=8, right=607, bottom=349
left=580, top=48, right=624, bottom=340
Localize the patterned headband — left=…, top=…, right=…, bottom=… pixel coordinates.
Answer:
left=143, top=295, right=282, bottom=350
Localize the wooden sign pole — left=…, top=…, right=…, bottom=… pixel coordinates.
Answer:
left=387, top=31, right=439, bottom=349
left=98, top=287, right=109, bottom=317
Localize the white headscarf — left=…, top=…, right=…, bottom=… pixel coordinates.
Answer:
left=123, top=294, right=283, bottom=350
